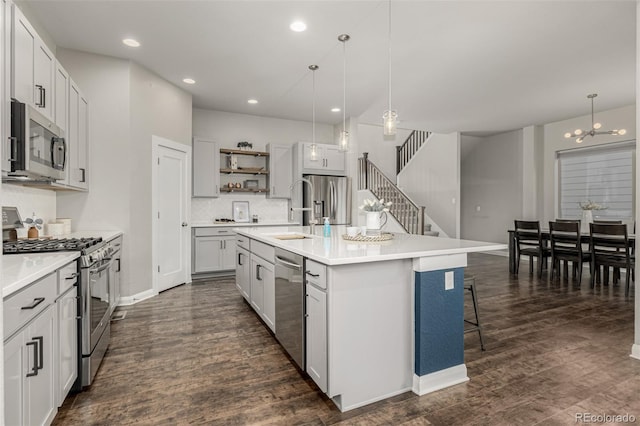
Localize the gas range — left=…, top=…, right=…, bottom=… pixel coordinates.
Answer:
left=3, top=236, right=114, bottom=267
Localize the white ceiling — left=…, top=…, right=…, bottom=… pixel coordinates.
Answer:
left=22, top=0, right=636, bottom=134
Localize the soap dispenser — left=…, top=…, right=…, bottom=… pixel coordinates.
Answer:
left=323, top=217, right=331, bottom=237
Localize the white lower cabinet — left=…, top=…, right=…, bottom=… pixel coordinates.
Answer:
left=5, top=305, right=56, bottom=426
left=193, top=228, right=236, bottom=274
left=249, top=252, right=275, bottom=332
left=235, top=246, right=251, bottom=301
left=55, top=287, right=77, bottom=406
left=306, top=283, right=327, bottom=393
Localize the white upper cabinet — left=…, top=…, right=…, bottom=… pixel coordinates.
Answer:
left=67, top=79, right=89, bottom=189
left=12, top=5, right=55, bottom=121
left=267, top=143, right=292, bottom=199
left=301, top=143, right=346, bottom=175
left=192, top=138, right=220, bottom=197
left=54, top=61, right=69, bottom=133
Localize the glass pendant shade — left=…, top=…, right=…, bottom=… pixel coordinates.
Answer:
left=310, top=143, right=318, bottom=161
left=383, top=110, right=398, bottom=136
left=339, top=131, right=349, bottom=152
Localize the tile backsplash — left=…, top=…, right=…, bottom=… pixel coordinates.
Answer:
left=2, top=184, right=57, bottom=238
left=191, top=194, right=290, bottom=224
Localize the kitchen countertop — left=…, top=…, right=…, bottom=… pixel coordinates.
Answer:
left=234, top=225, right=507, bottom=266
left=192, top=222, right=299, bottom=228
left=2, top=252, right=80, bottom=298
left=2, top=230, right=123, bottom=298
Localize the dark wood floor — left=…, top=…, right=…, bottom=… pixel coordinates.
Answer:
left=54, top=254, right=640, bottom=425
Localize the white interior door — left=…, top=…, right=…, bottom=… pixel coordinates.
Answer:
left=153, top=136, right=190, bottom=293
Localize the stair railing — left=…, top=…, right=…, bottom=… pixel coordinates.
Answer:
left=359, top=152, right=425, bottom=235
left=396, top=130, right=431, bottom=174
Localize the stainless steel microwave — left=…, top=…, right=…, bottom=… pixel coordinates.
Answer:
left=7, top=99, right=66, bottom=181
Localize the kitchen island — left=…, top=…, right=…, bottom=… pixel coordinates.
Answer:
left=234, top=225, right=505, bottom=412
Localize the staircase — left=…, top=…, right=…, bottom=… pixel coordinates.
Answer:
left=396, top=130, right=431, bottom=174
left=358, top=153, right=438, bottom=235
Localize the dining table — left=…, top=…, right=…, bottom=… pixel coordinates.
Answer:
left=507, top=229, right=635, bottom=274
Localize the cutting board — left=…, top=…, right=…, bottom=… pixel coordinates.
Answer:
left=273, top=234, right=307, bottom=240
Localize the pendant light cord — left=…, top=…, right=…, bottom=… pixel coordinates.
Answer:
left=388, top=0, right=392, bottom=112
left=343, top=39, right=347, bottom=134
left=312, top=67, right=316, bottom=145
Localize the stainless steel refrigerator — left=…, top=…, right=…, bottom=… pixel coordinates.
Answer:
left=303, top=175, right=352, bottom=225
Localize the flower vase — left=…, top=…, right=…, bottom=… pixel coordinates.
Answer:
left=366, top=212, right=381, bottom=234
left=581, top=210, right=593, bottom=234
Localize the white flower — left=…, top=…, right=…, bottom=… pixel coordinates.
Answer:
left=359, top=198, right=392, bottom=212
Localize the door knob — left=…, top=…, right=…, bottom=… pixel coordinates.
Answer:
left=181, top=222, right=188, bottom=227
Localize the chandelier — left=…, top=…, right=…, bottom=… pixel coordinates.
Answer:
left=564, top=93, right=626, bottom=143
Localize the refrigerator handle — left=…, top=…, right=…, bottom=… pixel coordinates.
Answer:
left=329, top=181, right=337, bottom=219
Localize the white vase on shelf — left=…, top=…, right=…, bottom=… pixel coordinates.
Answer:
left=581, top=209, right=593, bottom=233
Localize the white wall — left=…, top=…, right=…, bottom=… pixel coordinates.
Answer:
left=356, top=123, right=412, bottom=182
left=192, top=108, right=334, bottom=224
left=397, top=132, right=460, bottom=237
left=56, top=49, right=192, bottom=298
left=460, top=130, right=524, bottom=244
left=541, top=104, right=636, bottom=226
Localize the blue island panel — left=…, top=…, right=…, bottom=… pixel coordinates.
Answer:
left=414, top=268, right=464, bottom=376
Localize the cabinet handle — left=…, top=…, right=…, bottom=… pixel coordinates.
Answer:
left=116, top=258, right=121, bottom=272
left=223, top=240, right=226, bottom=249
left=256, top=264, right=262, bottom=281
left=238, top=252, right=243, bottom=266
left=26, top=340, right=38, bottom=377
left=21, top=297, right=45, bottom=310
left=305, top=271, right=320, bottom=278
left=80, top=168, right=86, bottom=183
left=220, top=240, right=223, bottom=249
left=65, top=272, right=80, bottom=280
left=8, top=136, right=18, bottom=162
left=34, top=336, right=44, bottom=370
left=35, top=85, right=44, bottom=107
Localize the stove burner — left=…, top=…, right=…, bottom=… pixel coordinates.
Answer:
left=3, top=237, right=103, bottom=254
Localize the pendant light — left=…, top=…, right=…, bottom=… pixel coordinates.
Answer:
left=309, top=64, right=319, bottom=161
left=564, top=93, right=627, bottom=143
left=338, top=34, right=350, bottom=152
left=382, top=0, right=397, bottom=136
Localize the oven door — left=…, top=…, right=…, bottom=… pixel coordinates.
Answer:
left=82, top=260, right=111, bottom=354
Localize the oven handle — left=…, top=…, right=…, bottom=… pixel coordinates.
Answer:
left=90, top=263, right=111, bottom=275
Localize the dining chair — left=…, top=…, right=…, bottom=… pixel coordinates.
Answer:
left=592, top=220, right=623, bottom=283
left=549, top=221, right=591, bottom=285
left=514, top=220, right=550, bottom=278
left=589, top=223, right=634, bottom=296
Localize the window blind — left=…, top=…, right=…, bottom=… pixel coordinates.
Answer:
left=558, top=141, right=635, bottom=220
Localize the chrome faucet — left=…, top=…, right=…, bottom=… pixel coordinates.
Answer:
left=289, top=177, right=318, bottom=233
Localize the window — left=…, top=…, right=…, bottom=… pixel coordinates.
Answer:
left=558, top=141, right=635, bottom=220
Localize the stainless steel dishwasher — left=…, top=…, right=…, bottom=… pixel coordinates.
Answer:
left=274, top=247, right=305, bottom=370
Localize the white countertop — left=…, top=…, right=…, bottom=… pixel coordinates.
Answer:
left=2, top=229, right=123, bottom=298
left=2, top=252, right=80, bottom=298
left=234, top=226, right=507, bottom=266
left=192, top=222, right=298, bottom=228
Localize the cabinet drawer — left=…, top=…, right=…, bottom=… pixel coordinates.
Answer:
left=236, top=235, right=250, bottom=250
left=251, top=240, right=274, bottom=264
left=305, top=259, right=327, bottom=289
left=194, top=227, right=235, bottom=237
left=57, top=261, right=78, bottom=295
left=4, top=272, right=56, bottom=339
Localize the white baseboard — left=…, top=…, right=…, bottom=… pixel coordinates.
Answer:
left=631, top=344, right=640, bottom=360
left=412, top=364, right=468, bottom=396
left=118, top=289, right=157, bottom=306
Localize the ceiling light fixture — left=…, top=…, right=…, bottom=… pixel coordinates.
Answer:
left=122, top=38, right=140, bottom=47
left=309, top=65, right=319, bottom=161
left=182, top=78, right=195, bottom=84
left=290, top=21, right=307, bottom=32
left=564, top=93, right=626, bottom=143
left=247, top=99, right=258, bottom=104
left=338, top=34, right=350, bottom=152
left=382, top=0, right=397, bottom=136
left=331, top=107, right=341, bottom=113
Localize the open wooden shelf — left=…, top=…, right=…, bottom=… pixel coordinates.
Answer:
left=220, top=187, right=269, bottom=193
left=220, top=148, right=269, bottom=157
left=220, top=167, right=268, bottom=175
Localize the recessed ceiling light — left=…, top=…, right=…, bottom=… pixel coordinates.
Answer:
left=290, top=21, right=306, bottom=32
left=122, top=38, right=141, bottom=47
left=331, top=107, right=341, bottom=113
left=183, top=78, right=196, bottom=84
left=247, top=99, right=258, bottom=104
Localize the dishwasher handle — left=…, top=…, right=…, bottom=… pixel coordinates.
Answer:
left=275, top=256, right=302, bottom=270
